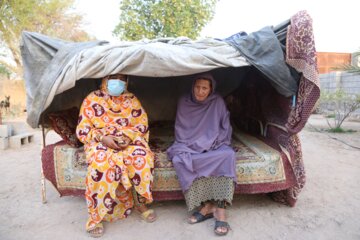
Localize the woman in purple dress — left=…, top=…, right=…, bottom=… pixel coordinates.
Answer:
left=167, top=73, right=236, bottom=236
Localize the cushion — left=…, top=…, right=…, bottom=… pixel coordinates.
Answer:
left=48, top=107, right=83, bottom=147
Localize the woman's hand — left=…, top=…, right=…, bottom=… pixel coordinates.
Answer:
left=101, top=136, right=122, bottom=150
left=101, top=135, right=131, bottom=150
left=115, top=135, right=132, bottom=149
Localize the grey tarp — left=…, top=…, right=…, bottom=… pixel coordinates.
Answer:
left=225, top=26, right=298, bottom=96
left=21, top=22, right=297, bottom=128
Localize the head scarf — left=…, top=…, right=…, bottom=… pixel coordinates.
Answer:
left=167, top=73, right=235, bottom=192
left=168, top=73, right=232, bottom=155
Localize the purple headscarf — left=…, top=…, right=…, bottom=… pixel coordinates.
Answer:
left=167, top=73, right=236, bottom=192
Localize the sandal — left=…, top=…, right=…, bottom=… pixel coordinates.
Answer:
left=139, top=209, right=157, bottom=223
left=214, top=220, right=230, bottom=236
left=87, top=223, right=104, bottom=238
left=188, top=211, right=214, bottom=224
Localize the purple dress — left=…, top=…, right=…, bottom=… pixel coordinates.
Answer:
left=167, top=73, right=237, bottom=193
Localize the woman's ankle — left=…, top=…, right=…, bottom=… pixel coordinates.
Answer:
left=214, top=207, right=226, bottom=221
left=200, top=202, right=215, bottom=215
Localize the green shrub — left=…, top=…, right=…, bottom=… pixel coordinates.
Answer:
left=320, top=89, right=360, bottom=131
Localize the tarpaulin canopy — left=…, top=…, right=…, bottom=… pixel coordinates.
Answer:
left=21, top=15, right=299, bottom=128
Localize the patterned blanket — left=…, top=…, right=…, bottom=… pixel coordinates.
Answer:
left=47, top=127, right=287, bottom=195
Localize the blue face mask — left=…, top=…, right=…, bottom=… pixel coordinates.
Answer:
left=107, top=79, right=126, bottom=96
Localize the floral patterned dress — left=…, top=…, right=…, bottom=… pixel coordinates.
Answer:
left=76, top=79, right=154, bottom=231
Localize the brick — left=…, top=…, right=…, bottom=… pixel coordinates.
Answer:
left=0, top=125, right=12, bottom=138
left=9, top=133, right=34, bottom=149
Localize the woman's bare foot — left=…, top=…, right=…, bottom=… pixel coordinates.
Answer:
left=188, top=202, right=216, bottom=224
left=87, top=223, right=104, bottom=238
left=135, top=204, right=157, bottom=222
left=214, top=207, right=230, bottom=235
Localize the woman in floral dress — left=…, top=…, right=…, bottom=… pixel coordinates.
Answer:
left=76, top=74, right=156, bottom=237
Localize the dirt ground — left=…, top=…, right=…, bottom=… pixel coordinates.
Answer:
left=0, top=114, right=359, bottom=240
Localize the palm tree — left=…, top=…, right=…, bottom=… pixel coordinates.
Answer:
left=339, top=50, right=360, bottom=74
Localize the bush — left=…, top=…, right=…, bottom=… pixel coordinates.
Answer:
left=320, top=89, right=360, bottom=131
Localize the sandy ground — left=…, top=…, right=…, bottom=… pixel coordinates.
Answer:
left=0, top=114, right=359, bottom=240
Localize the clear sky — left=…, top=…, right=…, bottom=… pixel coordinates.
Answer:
left=74, top=0, right=360, bottom=53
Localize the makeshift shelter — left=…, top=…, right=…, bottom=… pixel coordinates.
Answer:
left=21, top=11, right=319, bottom=206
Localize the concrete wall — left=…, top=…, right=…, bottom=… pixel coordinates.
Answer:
left=319, top=72, right=360, bottom=118
left=320, top=72, right=360, bottom=94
